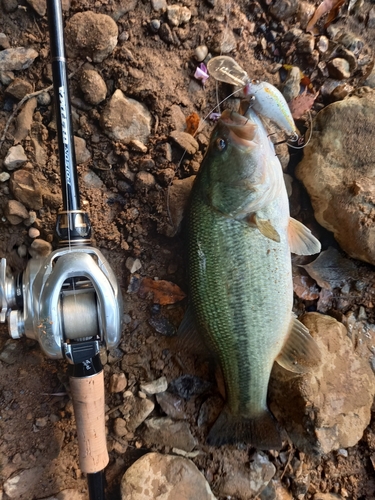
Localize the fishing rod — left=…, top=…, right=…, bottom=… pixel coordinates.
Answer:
left=0, top=1, right=123, bottom=499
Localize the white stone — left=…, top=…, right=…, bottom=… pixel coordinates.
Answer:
left=121, top=453, right=217, bottom=500
left=140, top=376, right=168, bottom=395
left=4, top=145, right=27, bottom=170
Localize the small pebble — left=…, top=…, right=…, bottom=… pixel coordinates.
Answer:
left=0, top=172, right=10, bottom=182
left=317, top=36, right=329, bottom=54
left=28, top=239, right=52, bottom=258
left=4, top=145, right=27, bottom=170
left=17, top=245, right=28, bottom=258
left=140, top=376, right=168, bottom=396
left=194, top=45, right=208, bottom=62
left=28, top=227, right=40, bottom=239
left=37, top=91, right=51, bottom=106
left=328, top=58, right=351, bottom=79
left=109, top=373, right=127, bottom=393
left=150, top=19, right=161, bottom=32
left=126, top=257, right=142, bottom=274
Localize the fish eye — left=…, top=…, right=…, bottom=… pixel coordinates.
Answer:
left=216, top=138, right=227, bottom=151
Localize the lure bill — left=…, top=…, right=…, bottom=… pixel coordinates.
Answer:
left=207, top=55, right=299, bottom=140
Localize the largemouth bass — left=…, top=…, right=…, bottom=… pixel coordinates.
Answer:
left=181, top=101, right=321, bottom=449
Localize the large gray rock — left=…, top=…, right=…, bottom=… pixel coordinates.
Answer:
left=0, top=47, right=38, bottom=72
left=296, top=89, right=375, bottom=265
left=65, top=11, right=118, bottom=62
left=100, top=90, right=152, bottom=145
left=270, top=312, right=375, bottom=454
left=3, top=467, right=43, bottom=498
left=121, top=453, right=217, bottom=500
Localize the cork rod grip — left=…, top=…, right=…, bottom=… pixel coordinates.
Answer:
left=70, top=371, right=109, bottom=474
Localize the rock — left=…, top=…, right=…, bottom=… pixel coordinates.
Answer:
left=0, top=172, right=10, bottom=182
left=269, top=0, right=298, bottom=20
left=0, top=33, right=10, bottom=50
left=80, top=69, right=107, bottom=105
left=134, top=171, right=156, bottom=191
left=65, top=12, right=118, bottom=63
left=113, top=418, right=127, bottom=437
left=5, top=78, right=33, bottom=100
left=26, top=0, right=46, bottom=16
left=260, top=479, right=293, bottom=500
left=313, top=494, right=343, bottom=500
left=219, top=452, right=276, bottom=499
left=82, top=170, right=105, bottom=189
left=43, top=489, right=86, bottom=500
left=151, top=0, right=167, bottom=10
left=143, top=417, right=196, bottom=451
left=14, top=97, right=37, bottom=143
left=0, top=340, right=19, bottom=364
left=109, top=373, right=127, bottom=393
left=100, top=90, right=152, bottom=145
left=129, top=139, right=148, bottom=153
left=3, top=467, right=43, bottom=498
left=167, top=5, right=191, bottom=27
left=197, top=396, right=223, bottom=427
left=159, top=23, right=175, bottom=45
left=37, top=91, right=51, bottom=106
left=2, top=0, right=18, bottom=12
left=166, top=176, right=195, bottom=235
left=29, top=239, right=52, bottom=258
left=28, top=227, right=40, bottom=239
left=194, top=45, right=208, bottom=62
left=150, top=19, right=161, bottom=32
left=211, top=28, right=237, bottom=54
left=317, top=36, right=329, bottom=54
left=140, top=376, right=168, bottom=395
left=120, top=394, right=154, bottom=432
left=296, top=90, right=375, bottom=265
left=296, top=34, right=315, bottom=54
left=368, top=7, right=375, bottom=28
left=297, top=1, right=315, bottom=30
left=125, top=257, right=142, bottom=274
left=121, top=453, right=217, bottom=500
left=327, top=58, right=350, bottom=79
left=169, top=130, right=199, bottom=155
left=156, top=391, right=186, bottom=420
left=4, top=145, right=27, bottom=170
left=0, top=47, right=39, bottom=72
left=269, top=313, right=375, bottom=454
left=74, top=136, right=92, bottom=164
left=10, top=169, right=43, bottom=210
left=282, top=66, right=301, bottom=102
left=4, top=200, right=29, bottom=224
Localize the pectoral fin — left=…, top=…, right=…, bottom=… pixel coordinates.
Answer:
left=276, top=315, right=321, bottom=373
left=288, top=217, right=321, bottom=255
left=247, top=214, right=280, bottom=242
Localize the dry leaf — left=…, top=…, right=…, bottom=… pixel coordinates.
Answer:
left=301, top=247, right=358, bottom=290
left=186, top=112, right=200, bottom=136
left=138, top=277, right=186, bottom=305
left=288, top=90, right=317, bottom=120
left=306, top=0, right=345, bottom=33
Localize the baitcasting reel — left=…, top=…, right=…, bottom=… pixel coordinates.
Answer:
left=0, top=242, right=123, bottom=362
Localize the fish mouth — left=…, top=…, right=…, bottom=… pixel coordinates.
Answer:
left=219, top=109, right=257, bottom=146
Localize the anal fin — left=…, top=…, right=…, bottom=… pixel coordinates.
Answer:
left=276, top=315, right=321, bottom=373
left=288, top=217, right=321, bottom=255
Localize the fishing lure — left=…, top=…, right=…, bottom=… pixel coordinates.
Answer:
left=207, top=55, right=299, bottom=142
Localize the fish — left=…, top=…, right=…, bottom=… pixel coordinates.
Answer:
left=180, top=100, right=321, bottom=449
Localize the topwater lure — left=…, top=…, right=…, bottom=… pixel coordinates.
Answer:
left=207, top=56, right=300, bottom=142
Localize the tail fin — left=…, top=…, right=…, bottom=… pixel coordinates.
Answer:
left=206, top=406, right=282, bottom=450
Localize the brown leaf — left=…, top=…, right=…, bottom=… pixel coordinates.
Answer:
left=138, top=277, right=186, bottom=305
left=306, top=0, right=345, bottom=34
left=186, top=112, right=200, bottom=136
left=288, top=90, right=317, bottom=120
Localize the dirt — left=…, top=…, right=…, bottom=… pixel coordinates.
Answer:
left=1, top=0, right=375, bottom=499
